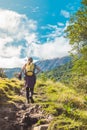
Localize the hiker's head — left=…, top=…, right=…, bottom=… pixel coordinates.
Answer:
left=28, top=57, right=33, bottom=63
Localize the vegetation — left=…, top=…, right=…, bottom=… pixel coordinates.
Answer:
left=43, top=0, right=87, bottom=90
left=0, top=0, right=87, bottom=129
left=35, top=79, right=87, bottom=129
left=0, top=76, right=87, bottom=129
left=35, top=0, right=87, bottom=129
left=0, top=78, right=25, bottom=105
left=0, top=68, right=7, bottom=78
left=39, top=61, right=72, bottom=84
left=65, top=0, right=87, bottom=77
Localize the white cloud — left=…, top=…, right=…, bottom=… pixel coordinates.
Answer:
left=25, top=33, right=38, bottom=44
left=61, top=10, right=70, bottom=18
left=0, top=46, right=22, bottom=58
left=0, top=9, right=37, bottom=40
left=57, top=22, right=64, bottom=26
left=0, top=9, right=38, bottom=68
left=40, top=24, right=64, bottom=40
left=0, top=37, right=13, bottom=45
left=0, top=9, right=36, bottom=36
left=27, top=23, right=71, bottom=60
left=0, top=57, right=25, bottom=68
left=28, top=37, right=71, bottom=59
left=0, top=9, right=71, bottom=68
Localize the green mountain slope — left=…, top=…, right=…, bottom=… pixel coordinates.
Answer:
left=39, top=61, right=72, bottom=84
left=35, top=79, right=87, bottom=129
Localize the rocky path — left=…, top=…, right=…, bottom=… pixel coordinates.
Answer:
left=0, top=94, right=51, bottom=130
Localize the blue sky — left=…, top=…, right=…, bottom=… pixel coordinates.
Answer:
left=0, top=0, right=81, bottom=68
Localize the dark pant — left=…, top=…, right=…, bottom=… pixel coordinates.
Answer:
left=26, top=87, right=34, bottom=100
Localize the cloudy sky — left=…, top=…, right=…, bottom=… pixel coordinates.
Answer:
left=0, top=0, right=81, bottom=68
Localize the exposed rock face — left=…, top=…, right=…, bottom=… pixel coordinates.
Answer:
left=0, top=103, right=50, bottom=130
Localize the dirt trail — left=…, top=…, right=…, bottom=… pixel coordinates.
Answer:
left=0, top=91, right=50, bottom=130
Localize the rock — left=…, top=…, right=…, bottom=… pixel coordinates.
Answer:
left=8, top=111, right=16, bottom=120
left=21, top=104, right=27, bottom=110
left=0, top=91, right=49, bottom=130
left=22, top=114, right=38, bottom=127
left=32, top=124, right=49, bottom=130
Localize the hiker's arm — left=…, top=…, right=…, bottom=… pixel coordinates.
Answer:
left=18, top=65, right=25, bottom=80
left=20, top=64, right=26, bottom=74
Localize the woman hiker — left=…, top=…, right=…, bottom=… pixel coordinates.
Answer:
left=20, top=57, right=41, bottom=103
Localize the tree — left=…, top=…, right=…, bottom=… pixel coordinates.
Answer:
left=65, top=0, right=87, bottom=45
left=0, top=68, right=7, bottom=78
left=65, top=0, right=87, bottom=76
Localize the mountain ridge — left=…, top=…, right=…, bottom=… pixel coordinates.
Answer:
left=4, top=56, right=71, bottom=78
left=36, top=56, right=71, bottom=71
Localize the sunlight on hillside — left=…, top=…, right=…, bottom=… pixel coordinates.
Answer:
left=0, top=78, right=25, bottom=105
left=35, top=79, right=87, bottom=129
left=0, top=76, right=87, bottom=129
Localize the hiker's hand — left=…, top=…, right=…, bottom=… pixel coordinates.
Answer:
left=18, top=73, right=22, bottom=80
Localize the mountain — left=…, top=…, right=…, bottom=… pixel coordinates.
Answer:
left=43, top=61, right=72, bottom=83
left=36, top=56, right=71, bottom=71
left=4, top=56, right=71, bottom=78
left=4, top=68, right=21, bottom=78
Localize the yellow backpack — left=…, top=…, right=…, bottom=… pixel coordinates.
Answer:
left=25, top=63, right=35, bottom=76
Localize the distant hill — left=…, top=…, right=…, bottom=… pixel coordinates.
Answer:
left=4, top=56, right=71, bottom=78
left=36, top=56, right=71, bottom=71
left=43, top=61, right=72, bottom=83
left=4, top=68, right=21, bottom=78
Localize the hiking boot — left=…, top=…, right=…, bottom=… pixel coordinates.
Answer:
left=30, top=97, right=34, bottom=103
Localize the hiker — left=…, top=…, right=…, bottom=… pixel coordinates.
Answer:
left=20, top=57, right=41, bottom=103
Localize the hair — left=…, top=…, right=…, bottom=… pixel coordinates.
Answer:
left=28, top=57, right=33, bottom=62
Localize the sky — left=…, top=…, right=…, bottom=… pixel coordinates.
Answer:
left=0, top=0, right=81, bottom=68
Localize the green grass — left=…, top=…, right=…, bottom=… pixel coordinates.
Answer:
left=48, top=116, right=85, bottom=130
left=0, top=78, right=25, bottom=105
left=0, top=77, right=87, bottom=129
left=35, top=79, right=87, bottom=129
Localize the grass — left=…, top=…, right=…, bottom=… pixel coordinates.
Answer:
left=48, top=116, right=84, bottom=130
left=34, top=79, right=87, bottom=129
left=0, top=77, right=87, bottom=129
left=0, top=78, right=25, bottom=105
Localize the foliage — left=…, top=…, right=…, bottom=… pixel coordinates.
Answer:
left=38, top=72, right=48, bottom=82
left=0, top=75, right=87, bottom=129
left=65, top=0, right=87, bottom=45
left=35, top=80, right=87, bottom=129
left=70, top=75, right=87, bottom=93
left=0, top=68, right=7, bottom=78
left=65, top=0, right=87, bottom=89
left=0, top=78, right=25, bottom=105
left=48, top=116, right=85, bottom=130
left=41, top=61, right=72, bottom=84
